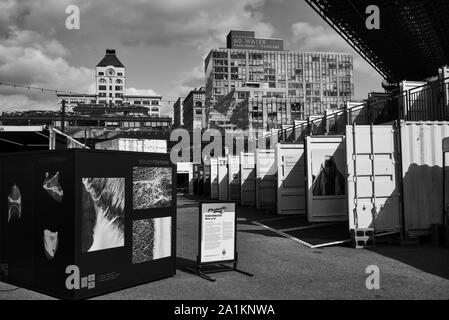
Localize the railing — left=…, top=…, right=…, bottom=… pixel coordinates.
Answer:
left=279, top=77, right=449, bottom=143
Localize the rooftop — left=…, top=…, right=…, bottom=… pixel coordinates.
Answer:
left=96, top=49, right=125, bottom=68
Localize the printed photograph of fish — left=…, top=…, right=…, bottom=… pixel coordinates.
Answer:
left=81, top=178, right=125, bottom=253
left=42, top=172, right=63, bottom=202
left=132, top=217, right=172, bottom=264
left=8, top=183, right=22, bottom=223
left=43, top=229, right=58, bottom=260
left=133, top=167, right=172, bottom=210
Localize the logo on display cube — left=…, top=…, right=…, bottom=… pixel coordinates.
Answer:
left=65, top=265, right=96, bottom=290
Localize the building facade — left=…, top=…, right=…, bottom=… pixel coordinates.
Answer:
left=173, top=97, right=184, bottom=128
left=183, top=87, right=206, bottom=131
left=57, top=49, right=161, bottom=116
left=205, top=31, right=354, bottom=126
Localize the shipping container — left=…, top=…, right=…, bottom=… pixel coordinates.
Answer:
left=95, top=138, right=167, bottom=154
left=228, top=155, right=241, bottom=202
left=203, top=160, right=211, bottom=198
left=400, top=122, right=449, bottom=236
left=0, top=149, right=176, bottom=300
left=346, top=125, right=402, bottom=233
left=240, top=152, right=256, bottom=206
left=305, top=136, right=347, bottom=222
left=210, top=158, right=219, bottom=199
left=443, top=137, right=449, bottom=227
left=275, top=143, right=306, bottom=215
left=176, top=162, right=194, bottom=194
left=218, top=157, right=229, bottom=201
left=255, top=149, right=276, bottom=211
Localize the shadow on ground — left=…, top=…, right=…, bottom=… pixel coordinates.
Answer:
left=368, top=244, right=449, bottom=281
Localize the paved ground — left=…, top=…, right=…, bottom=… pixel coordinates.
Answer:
left=2, top=194, right=449, bottom=300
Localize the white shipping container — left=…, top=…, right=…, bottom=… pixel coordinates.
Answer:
left=210, top=158, right=219, bottom=200
left=276, top=144, right=306, bottom=215
left=228, top=155, right=241, bottom=202
left=255, top=149, right=276, bottom=211
left=346, top=126, right=401, bottom=233
left=401, top=122, right=449, bottom=236
left=240, top=152, right=256, bottom=207
left=218, top=157, right=229, bottom=201
left=306, top=136, right=347, bottom=222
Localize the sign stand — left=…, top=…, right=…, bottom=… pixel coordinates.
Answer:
left=185, top=201, right=253, bottom=282
left=186, top=253, right=253, bottom=282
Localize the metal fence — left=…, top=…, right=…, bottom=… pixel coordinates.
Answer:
left=279, top=77, right=449, bottom=143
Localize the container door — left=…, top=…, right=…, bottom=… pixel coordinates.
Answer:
left=240, top=153, right=256, bottom=206
left=228, top=155, right=241, bottom=202
left=306, top=136, right=347, bottom=222
left=218, top=158, right=229, bottom=200
left=346, top=125, right=401, bottom=233
left=276, top=144, right=306, bottom=215
left=401, top=122, right=449, bottom=236
left=210, top=158, right=218, bottom=199
left=255, top=149, right=276, bottom=210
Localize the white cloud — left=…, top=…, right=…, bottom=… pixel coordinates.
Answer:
left=126, top=88, right=159, bottom=96
left=170, top=64, right=205, bottom=100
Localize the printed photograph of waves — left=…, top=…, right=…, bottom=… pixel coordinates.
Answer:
left=133, top=167, right=172, bottom=210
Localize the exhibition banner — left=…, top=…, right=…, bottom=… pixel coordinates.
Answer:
left=199, top=202, right=236, bottom=264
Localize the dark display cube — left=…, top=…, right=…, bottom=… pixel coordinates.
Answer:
left=0, top=149, right=176, bottom=299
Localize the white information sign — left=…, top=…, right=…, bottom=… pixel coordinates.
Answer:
left=200, top=203, right=236, bottom=264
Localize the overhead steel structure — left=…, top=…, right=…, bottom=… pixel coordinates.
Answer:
left=305, top=0, right=449, bottom=82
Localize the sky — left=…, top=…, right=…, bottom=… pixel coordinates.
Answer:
left=0, top=0, right=383, bottom=117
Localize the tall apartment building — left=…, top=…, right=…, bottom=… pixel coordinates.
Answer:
left=183, top=87, right=206, bottom=131
left=205, top=31, right=354, bottom=126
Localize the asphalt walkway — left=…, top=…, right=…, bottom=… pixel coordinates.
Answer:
left=1, top=194, right=449, bottom=300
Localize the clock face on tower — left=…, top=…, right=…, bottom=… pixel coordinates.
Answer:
left=106, top=68, right=115, bottom=77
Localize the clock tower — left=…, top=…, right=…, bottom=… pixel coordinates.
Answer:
left=95, top=49, right=126, bottom=106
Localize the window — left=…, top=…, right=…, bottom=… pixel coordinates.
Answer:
left=151, top=100, right=159, bottom=105
left=134, top=101, right=141, bottom=105
left=116, top=79, right=122, bottom=84
left=151, top=107, right=159, bottom=112
left=99, top=78, right=107, bottom=83
left=109, top=86, right=113, bottom=90
left=143, top=101, right=150, bottom=105
left=118, top=73, right=123, bottom=76
left=99, top=72, right=104, bottom=76
left=115, top=86, right=122, bottom=91
left=98, top=85, right=106, bottom=90
left=195, top=109, right=203, bottom=115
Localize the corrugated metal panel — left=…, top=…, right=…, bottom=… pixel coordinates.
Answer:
left=228, top=155, right=241, bottom=202
left=255, top=149, right=276, bottom=211
left=306, top=136, right=347, bottom=222
left=346, top=125, right=401, bottom=233
left=401, top=122, right=449, bottom=235
left=240, top=152, right=256, bottom=206
left=177, top=162, right=194, bottom=194
left=210, top=158, right=219, bottom=199
left=218, top=157, right=229, bottom=201
left=276, top=143, right=306, bottom=215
